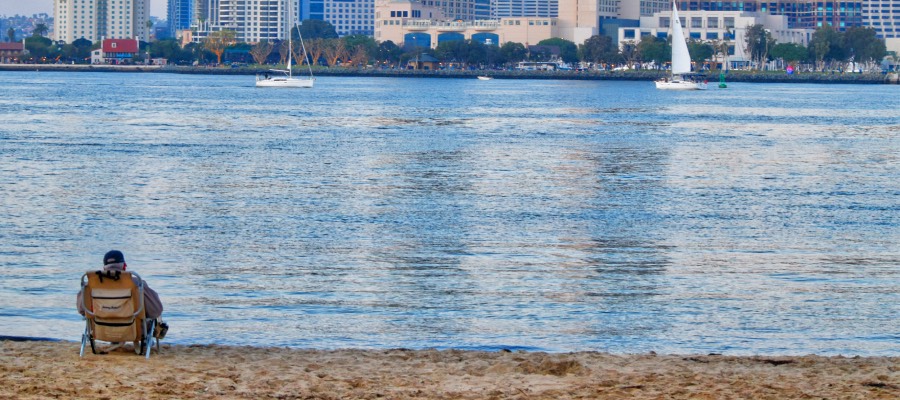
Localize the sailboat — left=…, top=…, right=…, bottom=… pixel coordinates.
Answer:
left=256, top=2, right=314, bottom=88
left=655, top=1, right=707, bottom=90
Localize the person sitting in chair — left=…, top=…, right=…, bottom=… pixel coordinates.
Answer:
left=77, top=250, right=167, bottom=338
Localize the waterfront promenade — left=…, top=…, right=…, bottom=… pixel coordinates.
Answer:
left=2, top=62, right=897, bottom=84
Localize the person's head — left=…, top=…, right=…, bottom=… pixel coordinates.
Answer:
left=103, top=250, right=126, bottom=272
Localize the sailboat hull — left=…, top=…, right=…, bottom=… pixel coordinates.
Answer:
left=255, top=77, right=314, bottom=88
left=655, top=79, right=707, bottom=90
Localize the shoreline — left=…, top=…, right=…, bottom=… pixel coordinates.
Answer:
left=2, top=63, right=897, bottom=84
left=2, top=340, right=898, bottom=399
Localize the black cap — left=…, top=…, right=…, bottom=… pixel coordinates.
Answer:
left=103, top=250, right=125, bottom=265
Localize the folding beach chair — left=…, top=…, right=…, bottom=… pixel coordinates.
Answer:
left=79, top=270, right=159, bottom=358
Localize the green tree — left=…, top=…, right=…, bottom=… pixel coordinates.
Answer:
left=24, top=35, right=52, bottom=61
left=151, top=39, right=193, bottom=64
left=706, top=39, right=729, bottom=71
left=619, top=40, right=639, bottom=68
left=466, top=40, right=488, bottom=66
left=637, top=35, right=670, bottom=68
left=298, top=19, right=338, bottom=40
left=482, top=42, right=501, bottom=67
left=686, top=39, right=714, bottom=65
left=249, top=40, right=275, bottom=65
left=70, top=38, right=93, bottom=62
left=842, top=26, right=886, bottom=64
left=377, top=40, right=402, bottom=66
left=185, top=42, right=214, bottom=64
left=770, top=42, right=808, bottom=67
left=499, top=41, right=527, bottom=66
left=33, top=23, right=49, bottom=37
left=809, top=26, right=844, bottom=70
left=745, top=24, right=775, bottom=69
left=343, top=34, right=377, bottom=65
left=578, top=34, right=618, bottom=65
left=537, top=37, right=577, bottom=63
left=434, top=39, right=468, bottom=67
left=203, top=30, right=236, bottom=65
left=6, top=27, right=14, bottom=42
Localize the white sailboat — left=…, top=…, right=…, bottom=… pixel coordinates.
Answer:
left=656, top=1, right=707, bottom=90
left=256, top=1, right=314, bottom=88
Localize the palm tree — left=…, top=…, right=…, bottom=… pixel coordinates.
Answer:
left=7, top=27, right=15, bottom=42
left=33, top=23, right=49, bottom=37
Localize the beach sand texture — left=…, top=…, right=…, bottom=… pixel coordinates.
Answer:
left=1, top=341, right=897, bottom=399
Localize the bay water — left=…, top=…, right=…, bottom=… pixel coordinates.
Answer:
left=0, top=71, right=897, bottom=355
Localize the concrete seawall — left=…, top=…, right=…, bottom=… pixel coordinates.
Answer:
left=1, top=63, right=895, bottom=84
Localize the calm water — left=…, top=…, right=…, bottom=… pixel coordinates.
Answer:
left=0, top=71, right=897, bottom=355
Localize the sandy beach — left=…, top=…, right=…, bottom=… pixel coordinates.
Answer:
left=1, top=340, right=897, bottom=399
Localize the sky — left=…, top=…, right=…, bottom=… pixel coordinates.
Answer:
left=0, top=0, right=167, bottom=18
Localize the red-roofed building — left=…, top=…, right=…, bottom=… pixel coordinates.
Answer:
left=0, top=42, right=24, bottom=63
left=93, top=38, right=141, bottom=64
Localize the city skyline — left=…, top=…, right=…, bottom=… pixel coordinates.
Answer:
left=0, top=0, right=167, bottom=18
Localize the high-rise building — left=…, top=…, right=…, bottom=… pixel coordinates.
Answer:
left=300, top=0, right=324, bottom=21
left=54, top=0, right=152, bottom=43
left=194, top=0, right=220, bottom=25
left=168, top=0, right=194, bottom=38
left=675, top=1, right=865, bottom=31
left=192, top=0, right=298, bottom=42
left=320, top=0, right=376, bottom=36
left=862, top=0, right=900, bottom=45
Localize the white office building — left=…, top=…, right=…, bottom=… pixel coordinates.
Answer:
left=53, top=0, right=151, bottom=43
left=323, top=0, right=376, bottom=36
left=193, top=0, right=299, bottom=43
left=619, top=10, right=812, bottom=68
left=863, top=0, right=900, bottom=52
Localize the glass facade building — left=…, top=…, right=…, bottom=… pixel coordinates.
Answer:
left=676, top=1, right=865, bottom=31
left=168, top=0, right=194, bottom=37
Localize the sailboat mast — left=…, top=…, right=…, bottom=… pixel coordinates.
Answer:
left=287, top=0, right=293, bottom=76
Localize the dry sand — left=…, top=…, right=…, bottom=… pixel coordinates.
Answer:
left=1, top=340, right=897, bottom=399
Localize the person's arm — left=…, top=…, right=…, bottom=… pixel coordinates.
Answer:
left=142, top=283, right=164, bottom=319
left=76, top=289, right=85, bottom=316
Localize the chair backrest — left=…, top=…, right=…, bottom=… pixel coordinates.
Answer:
left=81, top=270, right=146, bottom=343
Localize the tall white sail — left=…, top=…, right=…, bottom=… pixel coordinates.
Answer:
left=670, top=2, right=692, bottom=75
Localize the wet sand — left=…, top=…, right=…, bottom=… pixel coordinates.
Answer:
left=1, top=340, right=897, bottom=399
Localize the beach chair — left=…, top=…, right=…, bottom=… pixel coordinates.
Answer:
left=79, top=270, right=159, bottom=359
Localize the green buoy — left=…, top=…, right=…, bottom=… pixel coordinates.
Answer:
left=718, top=73, right=727, bottom=88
